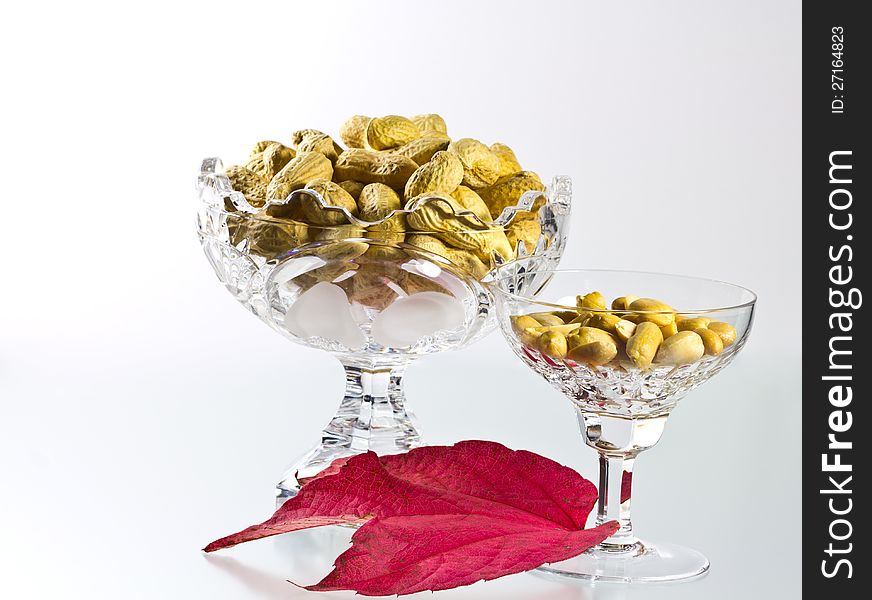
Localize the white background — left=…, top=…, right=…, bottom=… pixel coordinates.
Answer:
left=0, top=1, right=801, bottom=598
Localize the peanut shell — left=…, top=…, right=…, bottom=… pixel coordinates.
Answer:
left=339, top=115, right=371, bottom=148
left=405, top=233, right=490, bottom=279
left=357, top=183, right=402, bottom=222
left=411, top=114, right=447, bottom=134
left=366, top=115, right=420, bottom=150
left=478, top=171, right=545, bottom=218
left=406, top=196, right=511, bottom=261
left=404, top=151, right=464, bottom=199
left=391, top=137, right=450, bottom=165
left=448, top=138, right=502, bottom=189
left=490, top=142, right=522, bottom=177
left=250, top=140, right=280, bottom=156
left=296, top=131, right=341, bottom=163
left=230, top=215, right=310, bottom=258
left=225, top=165, right=269, bottom=207
left=334, top=149, right=418, bottom=192
left=506, top=218, right=541, bottom=253
left=266, top=152, right=334, bottom=201
left=337, top=180, right=366, bottom=200
left=450, top=185, right=493, bottom=222
left=303, top=180, right=359, bottom=225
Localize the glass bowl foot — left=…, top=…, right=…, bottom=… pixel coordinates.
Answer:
left=536, top=541, right=709, bottom=583
left=275, top=443, right=363, bottom=504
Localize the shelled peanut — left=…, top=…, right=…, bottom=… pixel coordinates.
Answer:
left=511, top=293, right=738, bottom=369
left=220, top=114, right=548, bottom=280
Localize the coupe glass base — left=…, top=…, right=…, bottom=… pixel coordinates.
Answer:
left=537, top=541, right=709, bottom=583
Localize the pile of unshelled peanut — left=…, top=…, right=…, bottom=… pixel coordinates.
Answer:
left=220, top=114, right=547, bottom=278
left=512, top=292, right=738, bottom=369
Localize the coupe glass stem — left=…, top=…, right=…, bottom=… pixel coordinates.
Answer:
left=578, top=411, right=668, bottom=552
left=596, top=453, right=636, bottom=549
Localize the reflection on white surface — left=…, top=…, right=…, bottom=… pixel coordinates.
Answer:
left=204, top=555, right=301, bottom=600
left=204, top=528, right=354, bottom=598
left=202, top=526, right=724, bottom=600
left=205, top=528, right=622, bottom=600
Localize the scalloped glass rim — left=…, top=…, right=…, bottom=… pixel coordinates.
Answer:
left=491, top=268, right=758, bottom=315
left=209, top=207, right=533, bottom=236
left=198, top=156, right=571, bottom=233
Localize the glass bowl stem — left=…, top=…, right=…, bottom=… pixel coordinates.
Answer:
left=275, top=357, right=421, bottom=503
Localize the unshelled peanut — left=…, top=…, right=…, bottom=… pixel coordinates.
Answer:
left=478, top=171, right=545, bottom=218
left=266, top=152, right=334, bottom=201
left=302, top=180, right=359, bottom=225
left=490, top=142, right=522, bottom=177
left=506, top=218, right=542, bottom=253
left=448, top=138, right=502, bottom=189
left=337, top=180, right=366, bottom=200
left=357, top=183, right=401, bottom=222
left=295, top=130, right=341, bottom=163
left=405, top=233, right=490, bottom=279
left=225, top=165, right=268, bottom=207
left=411, top=114, right=447, bottom=135
left=366, top=116, right=420, bottom=150
left=339, top=115, right=371, bottom=149
left=334, top=149, right=418, bottom=192
left=404, top=151, right=464, bottom=199
left=220, top=113, right=551, bottom=284
left=450, top=185, right=493, bottom=222
left=392, top=137, right=450, bottom=165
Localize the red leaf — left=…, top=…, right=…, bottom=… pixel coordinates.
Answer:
left=204, top=441, right=618, bottom=595
left=308, top=516, right=617, bottom=595
left=621, top=470, right=633, bottom=504
left=204, top=452, right=404, bottom=552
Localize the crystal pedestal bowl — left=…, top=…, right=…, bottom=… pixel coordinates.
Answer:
left=196, top=158, right=571, bottom=501
left=493, top=267, right=756, bottom=583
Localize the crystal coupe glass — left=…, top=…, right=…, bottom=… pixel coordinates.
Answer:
left=492, top=266, right=756, bottom=583
left=196, top=158, right=571, bottom=501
